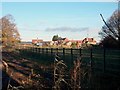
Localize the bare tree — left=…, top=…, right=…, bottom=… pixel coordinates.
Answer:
left=0, top=14, right=20, bottom=48
left=99, top=9, right=120, bottom=48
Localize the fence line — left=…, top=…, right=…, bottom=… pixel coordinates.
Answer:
left=20, top=47, right=120, bottom=75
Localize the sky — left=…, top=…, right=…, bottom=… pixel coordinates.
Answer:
left=1, top=0, right=119, bottom=2
left=1, top=2, right=119, bottom=42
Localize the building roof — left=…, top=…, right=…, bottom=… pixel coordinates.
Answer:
left=82, top=38, right=96, bottom=43
left=32, top=39, right=43, bottom=43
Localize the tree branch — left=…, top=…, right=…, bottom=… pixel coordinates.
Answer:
left=100, top=14, right=119, bottom=38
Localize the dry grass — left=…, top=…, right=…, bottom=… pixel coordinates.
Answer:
left=53, top=54, right=68, bottom=90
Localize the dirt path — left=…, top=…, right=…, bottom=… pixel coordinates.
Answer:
left=2, top=51, right=53, bottom=89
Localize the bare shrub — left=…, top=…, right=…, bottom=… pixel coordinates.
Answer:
left=70, top=56, right=92, bottom=90
left=53, top=54, right=69, bottom=90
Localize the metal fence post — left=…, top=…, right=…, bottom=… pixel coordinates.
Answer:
left=46, top=48, right=47, bottom=53
left=51, top=48, right=53, bottom=60
left=36, top=47, right=38, bottom=53
left=71, top=48, right=73, bottom=61
left=103, top=48, right=106, bottom=72
left=63, top=48, right=65, bottom=61
left=38, top=48, right=40, bottom=53
left=32, top=47, right=34, bottom=52
left=79, top=48, right=82, bottom=57
left=90, top=48, right=93, bottom=69
left=42, top=48, right=44, bottom=54
left=56, top=48, right=58, bottom=55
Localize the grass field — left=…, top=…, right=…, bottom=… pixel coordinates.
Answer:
left=2, top=47, right=120, bottom=89
left=19, top=47, right=120, bottom=89
left=20, top=47, right=120, bottom=75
